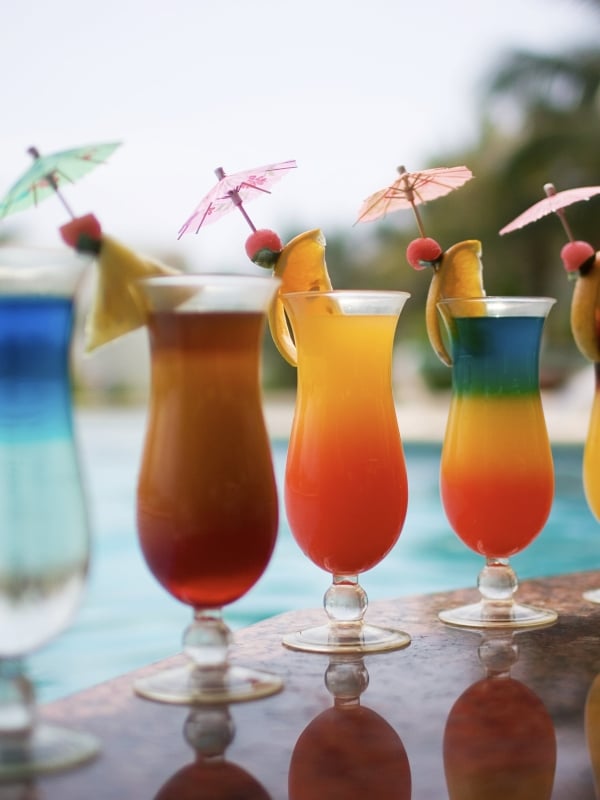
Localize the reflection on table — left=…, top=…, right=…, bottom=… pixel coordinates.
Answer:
left=444, top=630, right=556, bottom=799
left=288, top=655, right=411, bottom=799
left=32, top=572, right=600, bottom=798
left=153, top=706, right=271, bottom=800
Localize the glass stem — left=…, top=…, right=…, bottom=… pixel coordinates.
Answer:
left=324, top=575, right=368, bottom=626
left=477, top=557, right=518, bottom=609
left=0, top=659, right=35, bottom=742
left=182, top=609, right=232, bottom=671
left=325, top=655, right=369, bottom=708
left=477, top=632, right=519, bottom=678
left=184, top=707, right=234, bottom=759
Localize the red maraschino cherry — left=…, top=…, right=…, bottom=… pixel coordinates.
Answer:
left=406, top=237, right=443, bottom=270
left=245, top=228, right=283, bottom=269
left=560, top=240, right=595, bottom=274
left=59, top=213, right=102, bottom=253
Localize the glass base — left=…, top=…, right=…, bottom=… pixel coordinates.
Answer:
left=282, top=622, right=411, bottom=654
left=133, top=663, right=283, bottom=705
left=583, top=588, right=600, bottom=604
left=438, top=600, right=558, bottom=629
left=0, top=724, right=99, bottom=780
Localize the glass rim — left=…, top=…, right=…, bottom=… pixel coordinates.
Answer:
left=0, top=246, right=89, bottom=296
left=283, top=289, right=411, bottom=301
left=437, top=295, right=556, bottom=315
left=139, top=273, right=281, bottom=289
left=138, top=272, right=281, bottom=313
left=0, top=245, right=89, bottom=268
left=282, top=289, right=411, bottom=318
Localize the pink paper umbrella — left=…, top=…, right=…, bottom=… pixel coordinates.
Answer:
left=178, top=160, right=297, bottom=239
left=500, top=184, right=600, bottom=239
left=355, top=165, right=473, bottom=236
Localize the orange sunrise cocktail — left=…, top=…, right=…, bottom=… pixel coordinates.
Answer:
left=285, top=305, right=406, bottom=574
left=282, top=290, right=411, bottom=654
left=437, top=297, right=557, bottom=629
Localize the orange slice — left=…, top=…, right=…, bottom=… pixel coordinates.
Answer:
left=570, top=252, right=600, bottom=363
left=85, top=235, right=180, bottom=352
left=268, top=229, right=333, bottom=365
left=425, top=239, right=486, bottom=366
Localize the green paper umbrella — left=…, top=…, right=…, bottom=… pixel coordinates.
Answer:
left=0, top=141, right=121, bottom=219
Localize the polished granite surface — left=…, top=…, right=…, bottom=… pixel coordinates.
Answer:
left=13, top=570, right=600, bottom=798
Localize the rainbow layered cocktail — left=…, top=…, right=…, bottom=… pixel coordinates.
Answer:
left=437, top=297, right=557, bottom=628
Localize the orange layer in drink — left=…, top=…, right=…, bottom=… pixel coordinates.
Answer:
left=584, top=364, right=600, bottom=520
left=137, top=311, right=278, bottom=608
left=285, top=311, right=407, bottom=575
left=441, top=396, right=554, bottom=557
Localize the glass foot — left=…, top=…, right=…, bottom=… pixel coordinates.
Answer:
left=0, top=724, right=99, bottom=780
left=438, top=600, right=557, bottom=629
left=584, top=588, right=600, bottom=604
left=439, top=558, right=557, bottom=629
left=134, top=663, right=283, bottom=705
left=282, top=622, right=411, bottom=654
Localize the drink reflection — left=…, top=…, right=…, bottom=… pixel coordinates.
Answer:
left=443, top=631, right=556, bottom=799
left=288, top=655, right=411, bottom=799
left=585, top=673, right=600, bottom=797
left=153, top=706, right=270, bottom=800
left=0, top=780, right=37, bottom=799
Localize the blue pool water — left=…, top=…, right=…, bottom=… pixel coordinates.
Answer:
left=29, top=406, right=600, bottom=703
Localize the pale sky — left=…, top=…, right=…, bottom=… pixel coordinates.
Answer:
left=0, top=0, right=597, bottom=270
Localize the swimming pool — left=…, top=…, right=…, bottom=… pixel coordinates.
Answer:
left=29, top=406, right=599, bottom=703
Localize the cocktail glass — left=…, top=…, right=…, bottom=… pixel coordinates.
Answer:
left=133, top=274, right=283, bottom=704
left=437, top=296, right=557, bottom=628
left=0, top=248, right=99, bottom=778
left=281, top=290, right=411, bottom=653
left=289, top=655, right=411, bottom=799
left=444, top=631, right=556, bottom=799
left=580, top=366, right=600, bottom=603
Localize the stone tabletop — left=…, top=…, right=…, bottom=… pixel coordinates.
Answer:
left=14, top=570, right=600, bottom=798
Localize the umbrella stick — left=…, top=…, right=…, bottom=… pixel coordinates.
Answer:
left=27, top=147, right=75, bottom=219
left=554, top=209, right=575, bottom=242
left=229, top=192, right=256, bottom=232
left=410, top=202, right=427, bottom=238
left=46, top=175, right=76, bottom=219
left=544, top=183, right=574, bottom=242
left=214, top=167, right=256, bottom=232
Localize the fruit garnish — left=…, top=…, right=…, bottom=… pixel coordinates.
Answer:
left=425, top=240, right=486, bottom=366
left=570, top=252, right=600, bottom=362
left=267, top=229, right=333, bottom=366
left=85, top=235, right=180, bottom=352
left=499, top=182, right=600, bottom=365
left=560, top=240, right=595, bottom=274
left=59, top=213, right=102, bottom=253
left=406, top=237, right=443, bottom=270
left=245, top=228, right=283, bottom=268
